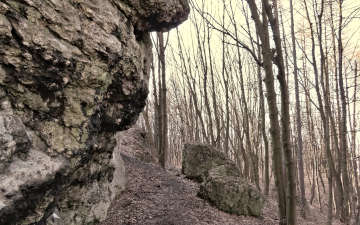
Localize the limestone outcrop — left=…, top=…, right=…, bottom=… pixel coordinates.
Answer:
left=0, top=0, right=189, bottom=224
left=182, top=144, right=264, bottom=217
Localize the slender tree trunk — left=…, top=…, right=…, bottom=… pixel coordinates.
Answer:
left=245, top=1, right=287, bottom=223
left=352, top=61, right=360, bottom=225
left=258, top=62, right=270, bottom=195
left=221, top=3, right=230, bottom=156
left=157, top=32, right=168, bottom=168
left=194, top=19, right=215, bottom=145
left=290, top=0, right=308, bottom=217
left=303, top=1, right=344, bottom=222
left=263, top=0, right=296, bottom=223
left=337, top=2, right=351, bottom=222
left=232, top=18, right=260, bottom=190
left=152, top=59, right=160, bottom=158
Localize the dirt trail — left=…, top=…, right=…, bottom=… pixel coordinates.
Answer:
left=101, top=128, right=344, bottom=225
left=101, top=153, right=280, bottom=225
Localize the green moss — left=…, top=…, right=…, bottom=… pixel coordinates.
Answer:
left=80, top=61, right=112, bottom=90
left=63, top=88, right=97, bottom=127
left=39, top=121, right=84, bottom=154
left=20, top=88, right=49, bottom=112
left=63, top=103, right=86, bottom=127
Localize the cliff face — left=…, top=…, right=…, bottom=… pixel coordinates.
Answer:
left=0, top=1, right=189, bottom=224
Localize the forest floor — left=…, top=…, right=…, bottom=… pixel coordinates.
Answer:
left=100, top=129, right=344, bottom=225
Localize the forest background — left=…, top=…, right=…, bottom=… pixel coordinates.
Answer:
left=137, top=0, right=360, bottom=224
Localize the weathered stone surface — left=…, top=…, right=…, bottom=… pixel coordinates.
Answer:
left=182, top=144, right=239, bottom=182
left=182, top=144, right=264, bottom=217
left=117, top=0, right=190, bottom=32
left=0, top=101, right=30, bottom=171
left=198, top=166, right=264, bottom=217
left=0, top=0, right=189, bottom=224
left=115, top=127, right=158, bottom=163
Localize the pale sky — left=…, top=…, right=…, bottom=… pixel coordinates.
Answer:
left=170, top=0, right=360, bottom=58
left=162, top=0, right=360, bottom=121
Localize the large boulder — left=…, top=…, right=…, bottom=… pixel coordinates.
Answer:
left=182, top=144, right=264, bottom=217
left=0, top=0, right=189, bottom=224
left=198, top=165, right=264, bottom=217
left=182, top=144, right=239, bottom=182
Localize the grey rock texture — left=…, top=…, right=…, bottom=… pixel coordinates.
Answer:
left=198, top=165, right=264, bottom=217
left=0, top=0, right=189, bottom=224
left=0, top=101, right=30, bottom=171
left=182, top=144, right=239, bottom=182
left=182, top=144, right=264, bottom=217
left=115, top=127, right=158, bottom=163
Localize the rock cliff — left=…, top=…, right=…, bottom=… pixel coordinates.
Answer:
left=0, top=0, right=189, bottom=224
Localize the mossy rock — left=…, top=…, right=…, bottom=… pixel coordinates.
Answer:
left=182, top=144, right=264, bottom=217
left=182, top=144, right=240, bottom=182
left=198, top=166, right=264, bottom=217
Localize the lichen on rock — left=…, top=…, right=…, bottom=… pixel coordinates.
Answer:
left=182, top=144, right=264, bottom=217
left=0, top=0, right=189, bottom=224
left=182, top=144, right=240, bottom=182
left=198, top=165, right=264, bottom=217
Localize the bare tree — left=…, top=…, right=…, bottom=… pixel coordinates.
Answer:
left=245, top=0, right=290, bottom=223
left=337, top=1, right=351, bottom=222
left=156, top=32, right=169, bottom=168
left=290, top=0, right=308, bottom=217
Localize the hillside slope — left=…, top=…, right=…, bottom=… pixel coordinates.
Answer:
left=101, top=128, right=343, bottom=225
left=101, top=154, right=278, bottom=225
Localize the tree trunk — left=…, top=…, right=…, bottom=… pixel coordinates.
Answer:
left=157, top=32, right=168, bottom=168
left=263, top=0, right=296, bottom=223
left=290, top=0, right=308, bottom=217
left=337, top=1, right=351, bottom=222
left=245, top=1, right=287, bottom=223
